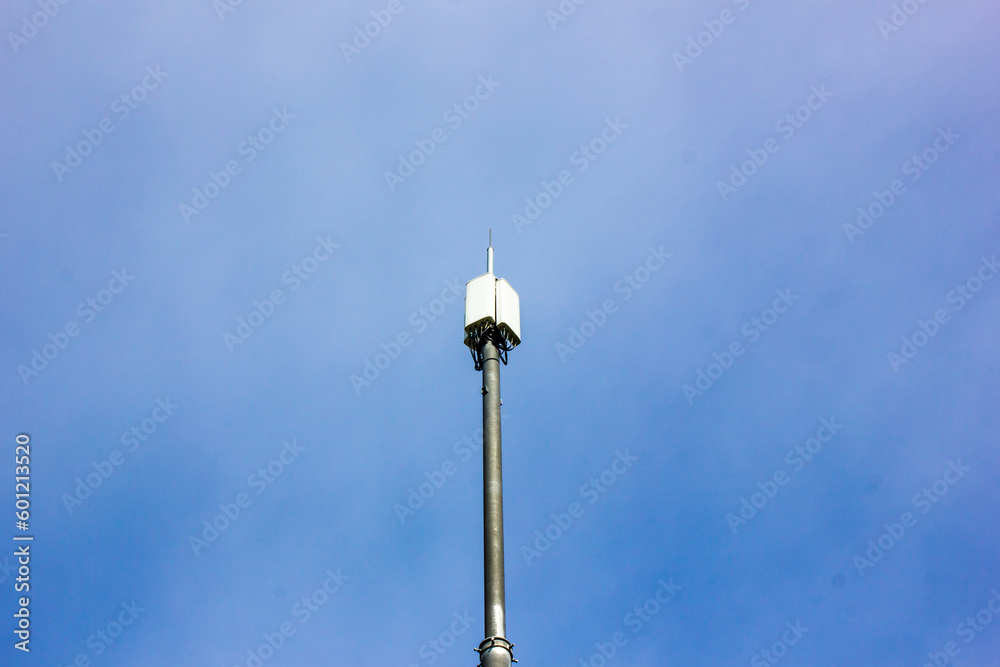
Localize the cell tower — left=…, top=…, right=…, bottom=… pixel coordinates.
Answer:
left=464, top=232, right=520, bottom=667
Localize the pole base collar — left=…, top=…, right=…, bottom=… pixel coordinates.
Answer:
left=476, top=636, right=515, bottom=666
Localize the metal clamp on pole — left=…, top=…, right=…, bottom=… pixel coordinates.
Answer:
left=476, top=636, right=516, bottom=667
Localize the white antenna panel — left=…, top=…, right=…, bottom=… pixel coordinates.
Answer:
left=465, top=272, right=496, bottom=334
left=495, top=279, right=520, bottom=347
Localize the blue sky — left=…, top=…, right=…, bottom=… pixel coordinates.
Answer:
left=1, top=1, right=999, bottom=665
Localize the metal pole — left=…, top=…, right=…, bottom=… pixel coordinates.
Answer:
left=478, top=336, right=513, bottom=667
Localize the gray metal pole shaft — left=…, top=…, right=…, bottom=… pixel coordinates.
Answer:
left=479, top=338, right=511, bottom=667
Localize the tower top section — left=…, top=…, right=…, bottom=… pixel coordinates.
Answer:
left=464, top=236, right=521, bottom=366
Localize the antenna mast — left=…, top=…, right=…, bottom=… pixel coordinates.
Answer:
left=463, top=234, right=520, bottom=667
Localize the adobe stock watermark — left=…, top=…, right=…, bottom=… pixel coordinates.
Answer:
left=7, top=0, right=75, bottom=55
left=521, top=449, right=638, bottom=567
left=340, top=0, right=409, bottom=64
left=61, top=398, right=179, bottom=514
left=878, top=0, right=933, bottom=42
left=393, top=414, right=508, bottom=524
left=350, top=279, right=463, bottom=394
left=223, top=235, right=339, bottom=353
left=923, top=587, right=1000, bottom=667
left=852, top=459, right=970, bottom=576
left=749, top=620, right=809, bottom=667
left=715, top=85, right=833, bottom=202
left=544, top=0, right=592, bottom=31
left=233, top=568, right=348, bottom=667
left=383, top=75, right=501, bottom=192
left=17, top=267, right=135, bottom=386
left=725, top=417, right=844, bottom=534
left=682, top=288, right=798, bottom=405
left=511, top=117, right=628, bottom=233
left=56, top=601, right=145, bottom=667
left=405, top=611, right=475, bottom=667
left=179, top=107, right=296, bottom=223
left=887, top=253, right=997, bottom=372
left=188, top=438, right=305, bottom=556
left=673, top=0, right=753, bottom=73
left=51, top=66, right=169, bottom=182
left=578, top=577, right=682, bottom=667
left=556, top=245, right=672, bottom=363
left=213, top=0, right=251, bottom=21
left=843, top=127, right=959, bottom=243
